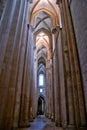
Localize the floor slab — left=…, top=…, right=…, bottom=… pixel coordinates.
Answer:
left=19, top=116, right=64, bottom=130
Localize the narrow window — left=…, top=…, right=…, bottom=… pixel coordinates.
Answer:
left=39, top=74, right=44, bottom=86
left=40, top=89, right=43, bottom=93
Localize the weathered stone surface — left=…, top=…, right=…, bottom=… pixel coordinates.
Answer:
left=70, top=0, right=87, bottom=113
left=0, top=0, right=87, bottom=130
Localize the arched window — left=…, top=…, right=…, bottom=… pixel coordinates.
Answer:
left=40, top=88, right=43, bottom=93
left=39, top=74, right=44, bottom=86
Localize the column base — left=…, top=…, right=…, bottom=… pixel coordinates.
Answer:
left=77, top=126, right=87, bottom=130
left=55, top=121, right=61, bottom=127
left=29, top=119, right=34, bottom=122
left=66, top=125, right=87, bottom=130
left=66, top=125, right=77, bottom=130
left=19, top=121, right=30, bottom=128
left=12, top=128, right=20, bottom=130
left=55, top=122, right=58, bottom=127
left=51, top=115, right=55, bottom=122
left=51, top=118, right=55, bottom=122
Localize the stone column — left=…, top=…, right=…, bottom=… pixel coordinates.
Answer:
left=30, top=44, right=36, bottom=119
left=59, top=0, right=87, bottom=129
left=27, top=26, right=34, bottom=122
left=51, top=60, right=55, bottom=121
left=61, top=1, right=80, bottom=127
left=57, top=29, right=67, bottom=128
left=12, top=1, right=29, bottom=128
left=49, top=59, right=55, bottom=121
left=0, top=0, right=26, bottom=129
left=64, top=0, right=86, bottom=127
left=46, top=59, right=50, bottom=118
left=52, top=32, right=61, bottom=126
left=19, top=25, right=34, bottom=127
left=59, top=1, right=75, bottom=128
left=48, top=59, right=53, bottom=119
left=34, top=48, right=38, bottom=116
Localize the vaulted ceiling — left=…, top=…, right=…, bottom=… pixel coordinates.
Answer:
left=29, top=0, right=60, bottom=73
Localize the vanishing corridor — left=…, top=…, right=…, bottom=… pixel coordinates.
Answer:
left=0, top=0, right=87, bottom=130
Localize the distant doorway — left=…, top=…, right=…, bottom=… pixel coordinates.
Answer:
left=37, top=96, right=45, bottom=115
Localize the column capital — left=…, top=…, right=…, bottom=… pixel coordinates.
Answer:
left=52, top=25, right=60, bottom=34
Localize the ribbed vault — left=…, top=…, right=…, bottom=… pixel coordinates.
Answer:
left=0, top=0, right=87, bottom=129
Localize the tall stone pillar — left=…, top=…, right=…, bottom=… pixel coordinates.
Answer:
left=19, top=25, right=34, bottom=127
left=47, top=59, right=54, bottom=119
left=59, top=1, right=75, bottom=128
left=26, top=25, right=36, bottom=122
left=66, top=0, right=86, bottom=127
left=29, top=47, right=36, bottom=120
left=59, top=0, right=87, bottom=129
left=49, top=59, right=55, bottom=121
left=12, top=1, right=29, bottom=128
left=34, top=49, right=38, bottom=116
left=46, top=59, right=51, bottom=118
left=52, top=32, right=61, bottom=126
left=51, top=59, right=55, bottom=121
left=57, top=29, right=67, bottom=128
left=0, top=0, right=27, bottom=129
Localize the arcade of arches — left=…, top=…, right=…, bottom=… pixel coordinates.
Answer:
left=0, top=0, right=87, bottom=130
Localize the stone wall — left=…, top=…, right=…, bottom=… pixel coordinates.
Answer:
left=70, top=0, right=87, bottom=113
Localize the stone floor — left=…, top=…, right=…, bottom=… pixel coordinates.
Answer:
left=19, top=116, right=64, bottom=130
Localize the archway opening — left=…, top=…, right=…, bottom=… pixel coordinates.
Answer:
left=37, top=96, right=45, bottom=115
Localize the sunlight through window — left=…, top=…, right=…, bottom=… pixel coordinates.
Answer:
left=39, top=74, right=44, bottom=86
left=40, top=89, right=43, bottom=93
